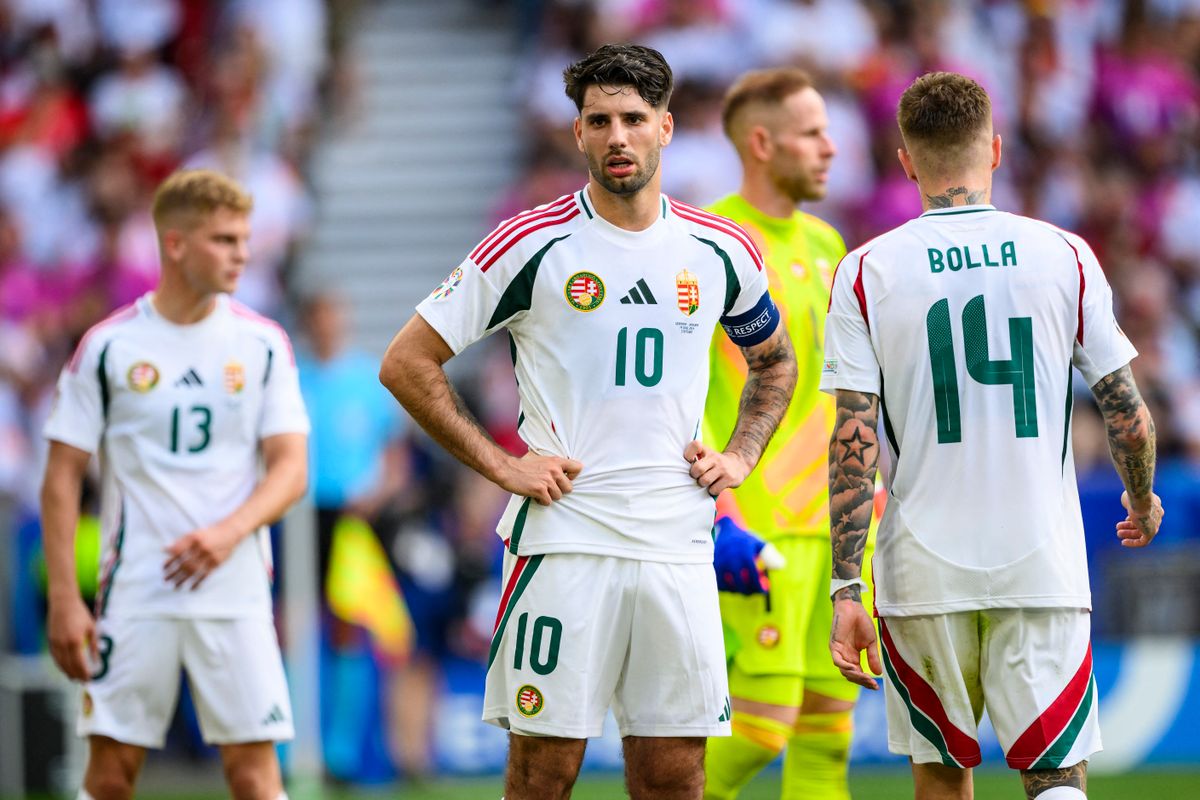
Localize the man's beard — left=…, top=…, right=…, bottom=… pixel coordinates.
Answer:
left=588, top=147, right=660, bottom=196
left=774, top=170, right=825, bottom=205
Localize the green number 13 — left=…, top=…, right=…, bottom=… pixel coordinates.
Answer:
left=926, top=295, right=1037, bottom=444
left=170, top=405, right=212, bottom=453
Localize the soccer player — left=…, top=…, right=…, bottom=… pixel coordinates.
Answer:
left=40, top=169, right=310, bottom=800
left=822, top=72, right=1163, bottom=800
left=701, top=67, right=868, bottom=800
left=378, top=44, right=797, bottom=800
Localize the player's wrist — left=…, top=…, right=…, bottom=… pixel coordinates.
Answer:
left=831, top=577, right=868, bottom=601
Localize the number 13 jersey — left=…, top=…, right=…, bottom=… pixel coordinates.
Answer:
left=44, top=294, right=310, bottom=619
left=820, top=205, right=1136, bottom=615
left=417, top=188, right=774, bottom=564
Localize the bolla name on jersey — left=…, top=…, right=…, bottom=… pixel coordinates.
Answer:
left=928, top=241, right=1017, bottom=273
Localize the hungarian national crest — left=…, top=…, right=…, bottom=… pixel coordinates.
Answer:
left=565, top=271, right=605, bottom=311
left=516, top=684, right=544, bottom=717
left=676, top=269, right=699, bottom=316
left=224, top=361, right=245, bottom=394
left=127, top=361, right=159, bottom=393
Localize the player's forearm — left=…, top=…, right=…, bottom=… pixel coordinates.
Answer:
left=1092, top=366, right=1157, bottom=507
left=828, top=390, right=879, bottom=602
left=218, top=436, right=307, bottom=541
left=381, top=352, right=510, bottom=482
left=725, top=331, right=797, bottom=470
left=40, top=468, right=85, bottom=603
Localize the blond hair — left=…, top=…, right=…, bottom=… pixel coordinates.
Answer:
left=151, top=169, right=253, bottom=232
left=721, top=67, right=814, bottom=142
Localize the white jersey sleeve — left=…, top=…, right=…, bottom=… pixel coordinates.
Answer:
left=44, top=309, right=136, bottom=453
left=820, top=252, right=881, bottom=395
left=257, top=327, right=310, bottom=438
left=1064, top=232, right=1137, bottom=386
left=416, top=257, right=508, bottom=354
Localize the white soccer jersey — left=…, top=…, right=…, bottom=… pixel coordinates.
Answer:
left=417, top=187, right=774, bottom=564
left=820, top=205, right=1136, bottom=615
left=44, top=294, right=310, bottom=619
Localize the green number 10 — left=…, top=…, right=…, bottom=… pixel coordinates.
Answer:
left=615, top=327, right=664, bottom=387
left=925, top=294, right=1038, bottom=444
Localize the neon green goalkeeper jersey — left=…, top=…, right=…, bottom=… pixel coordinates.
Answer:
left=703, top=193, right=846, bottom=540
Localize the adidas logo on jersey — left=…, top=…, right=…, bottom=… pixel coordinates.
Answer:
left=261, top=704, right=287, bottom=726
left=174, top=369, right=204, bottom=388
left=619, top=278, right=658, bottom=305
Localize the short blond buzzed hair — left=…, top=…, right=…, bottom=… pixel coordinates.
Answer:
left=151, top=169, right=253, bottom=232
left=721, top=67, right=813, bottom=143
left=897, top=72, right=992, bottom=163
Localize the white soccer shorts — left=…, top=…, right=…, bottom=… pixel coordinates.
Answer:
left=79, top=616, right=294, bottom=748
left=879, top=608, right=1100, bottom=770
left=483, top=551, right=731, bottom=738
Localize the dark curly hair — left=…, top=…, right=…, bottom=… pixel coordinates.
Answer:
left=563, top=44, right=673, bottom=112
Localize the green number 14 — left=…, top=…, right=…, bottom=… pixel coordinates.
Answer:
left=926, top=295, right=1037, bottom=444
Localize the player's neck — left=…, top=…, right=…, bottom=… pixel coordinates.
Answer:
left=739, top=179, right=798, bottom=220
left=916, top=176, right=992, bottom=211
left=150, top=282, right=221, bottom=326
left=586, top=178, right=662, bottom=232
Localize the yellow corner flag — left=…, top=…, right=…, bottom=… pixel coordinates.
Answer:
left=325, top=515, right=414, bottom=661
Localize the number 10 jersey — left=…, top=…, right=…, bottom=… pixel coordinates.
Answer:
left=417, top=188, right=773, bottom=564
left=820, top=205, right=1136, bottom=615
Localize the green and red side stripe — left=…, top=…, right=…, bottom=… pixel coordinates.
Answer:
left=879, top=620, right=982, bottom=767
left=1005, top=644, right=1095, bottom=769
left=487, top=552, right=544, bottom=670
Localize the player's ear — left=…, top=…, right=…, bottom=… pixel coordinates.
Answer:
left=897, top=148, right=918, bottom=183
left=160, top=228, right=186, bottom=262
left=990, top=133, right=1002, bottom=172
left=747, top=125, right=773, bottom=163
left=573, top=116, right=584, bottom=153
left=659, top=110, right=673, bottom=146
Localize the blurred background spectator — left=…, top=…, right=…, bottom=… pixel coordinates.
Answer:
left=1, top=0, right=1199, bottom=793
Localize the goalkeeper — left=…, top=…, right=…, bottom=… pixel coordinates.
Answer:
left=703, top=67, right=876, bottom=800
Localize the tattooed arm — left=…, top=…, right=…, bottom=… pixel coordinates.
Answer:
left=688, top=324, right=797, bottom=495
left=1090, top=365, right=1163, bottom=546
left=827, top=389, right=883, bottom=688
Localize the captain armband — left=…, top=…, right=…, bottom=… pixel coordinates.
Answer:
left=720, top=292, right=781, bottom=347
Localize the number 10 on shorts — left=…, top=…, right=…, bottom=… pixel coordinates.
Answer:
left=512, top=613, right=562, bottom=675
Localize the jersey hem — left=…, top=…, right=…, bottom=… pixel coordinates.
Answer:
left=509, top=541, right=713, bottom=564
left=100, top=607, right=274, bottom=620
left=876, top=596, right=1092, bottom=616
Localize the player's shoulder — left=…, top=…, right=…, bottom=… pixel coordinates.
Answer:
left=796, top=210, right=846, bottom=252
left=65, top=299, right=144, bottom=373
left=468, top=190, right=589, bottom=274
left=667, top=195, right=764, bottom=272
left=227, top=298, right=295, bottom=351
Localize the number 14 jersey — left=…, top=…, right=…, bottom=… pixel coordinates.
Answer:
left=820, top=205, right=1136, bottom=615
left=417, top=188, right=772, bottom=564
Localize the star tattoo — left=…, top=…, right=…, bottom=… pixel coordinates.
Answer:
left=838, top=427, right=871, bottom=466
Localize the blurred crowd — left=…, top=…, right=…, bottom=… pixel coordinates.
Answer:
left=2, top=0, right=1200, bottom=787
left=509, top=0, right=1200, bottom=474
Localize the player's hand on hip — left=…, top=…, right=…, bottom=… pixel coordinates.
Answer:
left=163, top=524, right=241, bottom=590
left=501, top=451, right=583, bottom=506
left=684, top=441, right=750, bottom=496
left=1117, top=490, right=1164, bottom=548
left=712, top=516, right=785, bottom=594
left=830, top=595, right=882, bottom=691
left=47, top=594, right=97, bottom=682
